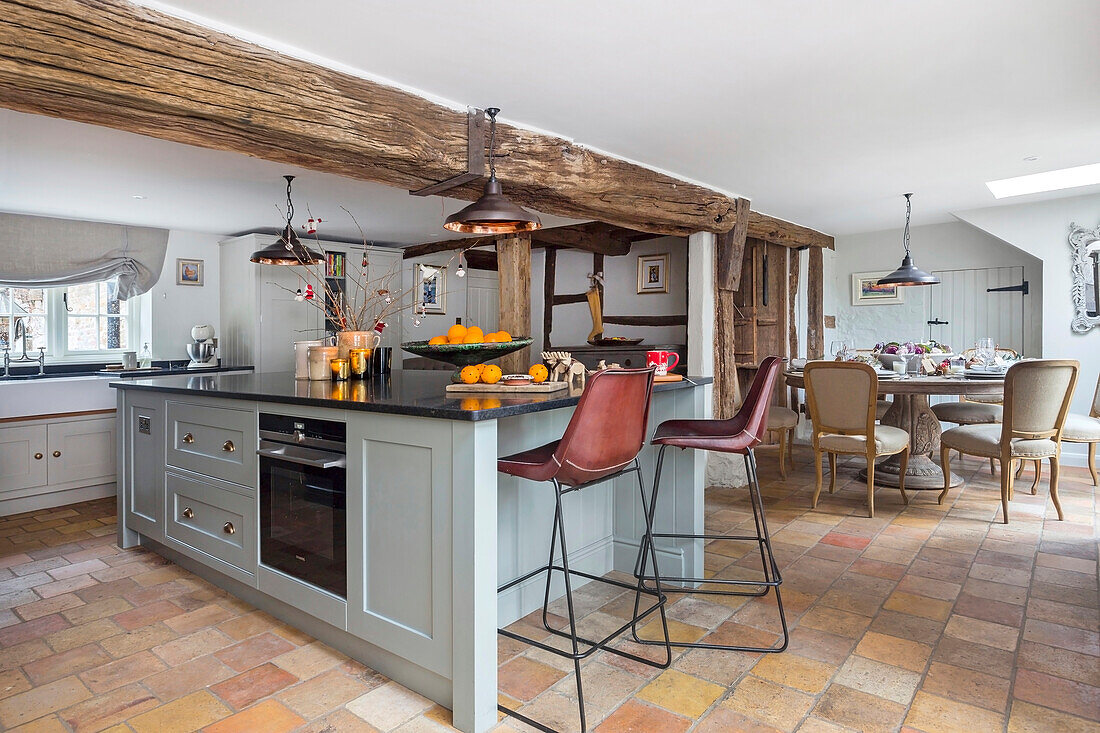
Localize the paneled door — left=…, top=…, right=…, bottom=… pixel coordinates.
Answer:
left=927, top=266, right=1025, bottom=355
left=465, top=270, right=499, bottom=334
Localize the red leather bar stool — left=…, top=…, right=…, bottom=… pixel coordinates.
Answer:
left=633, top=355, right=789, bottom=653
left=496, top=367, right=672, bottom=733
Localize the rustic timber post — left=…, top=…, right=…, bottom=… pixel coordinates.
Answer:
left=788, top=249, right=801, bottom=407
left=542, top=247, right=557, bottom=350
left=714, top=198, right=752, bottom=419
left=807, top=247, right=825, bottom=359
left=497, top=233, right=532, bottom=373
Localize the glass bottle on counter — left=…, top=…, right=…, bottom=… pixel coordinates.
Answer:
left=139, top=342, right=153, bottom=369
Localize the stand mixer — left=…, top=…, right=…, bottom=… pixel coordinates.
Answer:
left=186, top=324, right=218, bottom=368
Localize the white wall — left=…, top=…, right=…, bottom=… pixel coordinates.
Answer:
left=955, top=192, right=1100, bottom=421
left=824, top=221, right=1043, bottom=356
left=542, top=236, right=688, bottom=347
left=146, top=230, right=223, bottom=361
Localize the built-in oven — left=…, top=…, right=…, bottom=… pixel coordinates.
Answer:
left=258, top=413, right=347, bottom=599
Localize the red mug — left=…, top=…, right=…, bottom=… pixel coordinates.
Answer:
left=646, top=350, right=680, bottom=376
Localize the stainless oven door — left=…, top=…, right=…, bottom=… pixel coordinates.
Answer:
left=258, top=441, right=347, bottom=598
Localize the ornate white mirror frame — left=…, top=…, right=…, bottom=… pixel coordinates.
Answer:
left=1069, top=222, right=1100, bottom=333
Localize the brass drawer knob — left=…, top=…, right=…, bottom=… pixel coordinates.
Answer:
left=52, top=450, right=61, bottom=458
left=182, top=507, right=194, bottom=519
left=222, top=440, right=235, bottom=453
left=182, top=432, right=194, bottom=444
left=223, top=521, right=235, bottom=535
left=34, top=452, right=43, bottom=460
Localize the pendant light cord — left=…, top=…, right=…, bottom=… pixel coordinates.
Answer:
left=486, top=107, right=500, bottom=180
left=285, top=175, right=295, bottom=228
left=902, top=192, right=912, bottom=257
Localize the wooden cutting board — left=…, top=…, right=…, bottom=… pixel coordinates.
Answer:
left=654, top=374, right=684, bottom=383
left=446, top=381, right=571, bottom=394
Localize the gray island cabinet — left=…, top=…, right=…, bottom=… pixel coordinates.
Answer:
left=113, top=370, right=710, bottom=733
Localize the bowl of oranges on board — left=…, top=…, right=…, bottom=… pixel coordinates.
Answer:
left=401, top=323, right=533, bottom=382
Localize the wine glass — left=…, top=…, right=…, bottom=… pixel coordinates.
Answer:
left=830, top=339, right=851, bottom=361
left=975, top=337, right=995, bottom=368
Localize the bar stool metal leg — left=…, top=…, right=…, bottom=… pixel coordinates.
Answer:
left=497, top=460, right=672, bottom=732
left=633, top=446, right=789, bottom=653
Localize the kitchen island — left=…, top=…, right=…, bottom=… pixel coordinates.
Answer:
left=112, top=370, right=710, bottom=733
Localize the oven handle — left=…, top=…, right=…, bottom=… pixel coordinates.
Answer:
left=257, top=445, right=346, bottom=469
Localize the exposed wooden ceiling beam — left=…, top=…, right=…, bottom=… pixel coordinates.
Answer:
left=747, top=211, right=834, bottom=250
left=401, top=221, right=661, bottom=259
left=0, top=0, right=740, bottom=236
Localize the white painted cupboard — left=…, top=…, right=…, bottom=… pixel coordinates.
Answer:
left=0, top=412, right=116, bottom=515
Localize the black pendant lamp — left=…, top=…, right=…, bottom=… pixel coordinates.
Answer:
left=877, top=193, right=940, bottom=287
left=444, top=108, right=541, bottom=234
left=250, top=175, right=326, bottom=265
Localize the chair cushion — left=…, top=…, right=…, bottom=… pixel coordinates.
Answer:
left=1062, top=413, right=1100, bottom=442
left=932, top=401, right=1003, bottom=425
left=767, top=406, right=798, bottom=430
left=819, top=425, right=908, bottom=456
left=941, top=424, right=1058, bottom=459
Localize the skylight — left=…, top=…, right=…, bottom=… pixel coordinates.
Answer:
left=986, top=162, right=1100, bottom=199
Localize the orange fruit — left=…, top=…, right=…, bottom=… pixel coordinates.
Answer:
left=528, top=364, right=549, bottom=383
left=462, top=333, right=484, bottom=344
left=481, top=365, right=503, bottom=384
left=458, top=365, right=480, bottom=384
left=473, top=363, right=488, bottom=375
left=496, top=331, right=512, bottom=342
left=428, top=335, right=447, bottom=346
left=447, top=324, right=468, bottom=342
left=460, top=397, right=481, bottom=411
left=465, top=326, right=484, bottom=341
left=483, top=332, right=501, bottom=343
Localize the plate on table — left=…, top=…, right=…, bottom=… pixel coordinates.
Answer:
left=965, top=369, right=1007, bottom=379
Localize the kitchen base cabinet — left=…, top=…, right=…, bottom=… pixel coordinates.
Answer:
left=0, top=412, right=116, bottom=516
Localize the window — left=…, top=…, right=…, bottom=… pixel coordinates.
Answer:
left=0, top=279, right=139, bottom=360
left=0, top=287, right=47, bottom=352
left=65, top=281, right=129, bottom=352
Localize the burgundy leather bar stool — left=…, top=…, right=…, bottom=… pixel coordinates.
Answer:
left=633, top=355, right=789, bottom=653
left=496, top=367, right=672, bottom=733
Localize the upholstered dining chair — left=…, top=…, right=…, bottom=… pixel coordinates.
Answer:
left=767, top=406, right=798, bottom=478
left=804, top=361, right=910, bottom=518
left=1060, top=372, right=1100, bottom=486
left=940, top=359, right=1079, bottom=523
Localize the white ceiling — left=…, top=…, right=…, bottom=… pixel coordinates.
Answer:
left=0, top=109, right=575, bottom=244
left=3, top=0, right=1099, bottom=239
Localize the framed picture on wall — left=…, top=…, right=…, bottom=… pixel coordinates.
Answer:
left=851, top=271, right=903, bottom=305
left=176, top=258, right=204, bottom=286
left=637, top=253, right=670, bottom=294
left=417, top=264, right=446, bottom=314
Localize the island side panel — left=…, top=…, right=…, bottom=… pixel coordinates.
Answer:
left=612, top=384, right=708, bottom=580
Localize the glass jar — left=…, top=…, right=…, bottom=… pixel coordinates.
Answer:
left=307, top=345, right=338, bottom=380
left=336, top=330, right=380, bottom=361
left=348, top=348, right=370, bottom=378
left=330, top=358, right=350, bottom=381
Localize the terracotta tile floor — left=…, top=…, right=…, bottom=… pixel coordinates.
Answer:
left=0, top=451, right=1097, bottom=732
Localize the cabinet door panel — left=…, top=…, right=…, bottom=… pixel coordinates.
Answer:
left=124, top=398, right=164, bottom=539
left=0, top=424, right=48, bottom=494
left=46, top=418, right=116, bottom=486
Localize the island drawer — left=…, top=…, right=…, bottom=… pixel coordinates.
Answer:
left=166, top=401, right=256, bottom=488
left=166, top=470, right=256, bottom=577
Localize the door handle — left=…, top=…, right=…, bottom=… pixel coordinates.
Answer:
left=34, top=452, right=43, bottom=460
left=182, top=432, right=194, bottom=444
left=223, top=521, right=235, bottom=535
left=52, top=450, right=61, bottom=458
left=222, top=440, right=235, bottom=453
left=927, top=319, right=949, bottom=326
left=182, top=507, right=194, bottom=519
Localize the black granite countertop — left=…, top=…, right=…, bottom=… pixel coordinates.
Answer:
left=110, top=370, right=711, bottom=421
left=94, top=364, right=254, bottom=378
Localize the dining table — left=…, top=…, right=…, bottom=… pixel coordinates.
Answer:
left=783, top=370, right=1006, bottom=490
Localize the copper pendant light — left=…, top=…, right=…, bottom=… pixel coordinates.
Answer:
left=877, top=193, right=940, bottom=287
left=444, top=108, right=541, bottom=234
left=250, top=175, right=326, bottom=265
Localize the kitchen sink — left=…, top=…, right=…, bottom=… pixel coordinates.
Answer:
left=0, top=373, right=51, bottom=381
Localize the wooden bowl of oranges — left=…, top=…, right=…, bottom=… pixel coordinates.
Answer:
left=401, top=324, right=533, bottom=382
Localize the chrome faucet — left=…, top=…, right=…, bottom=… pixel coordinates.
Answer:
left=3, top=317, right=46, bottom=377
